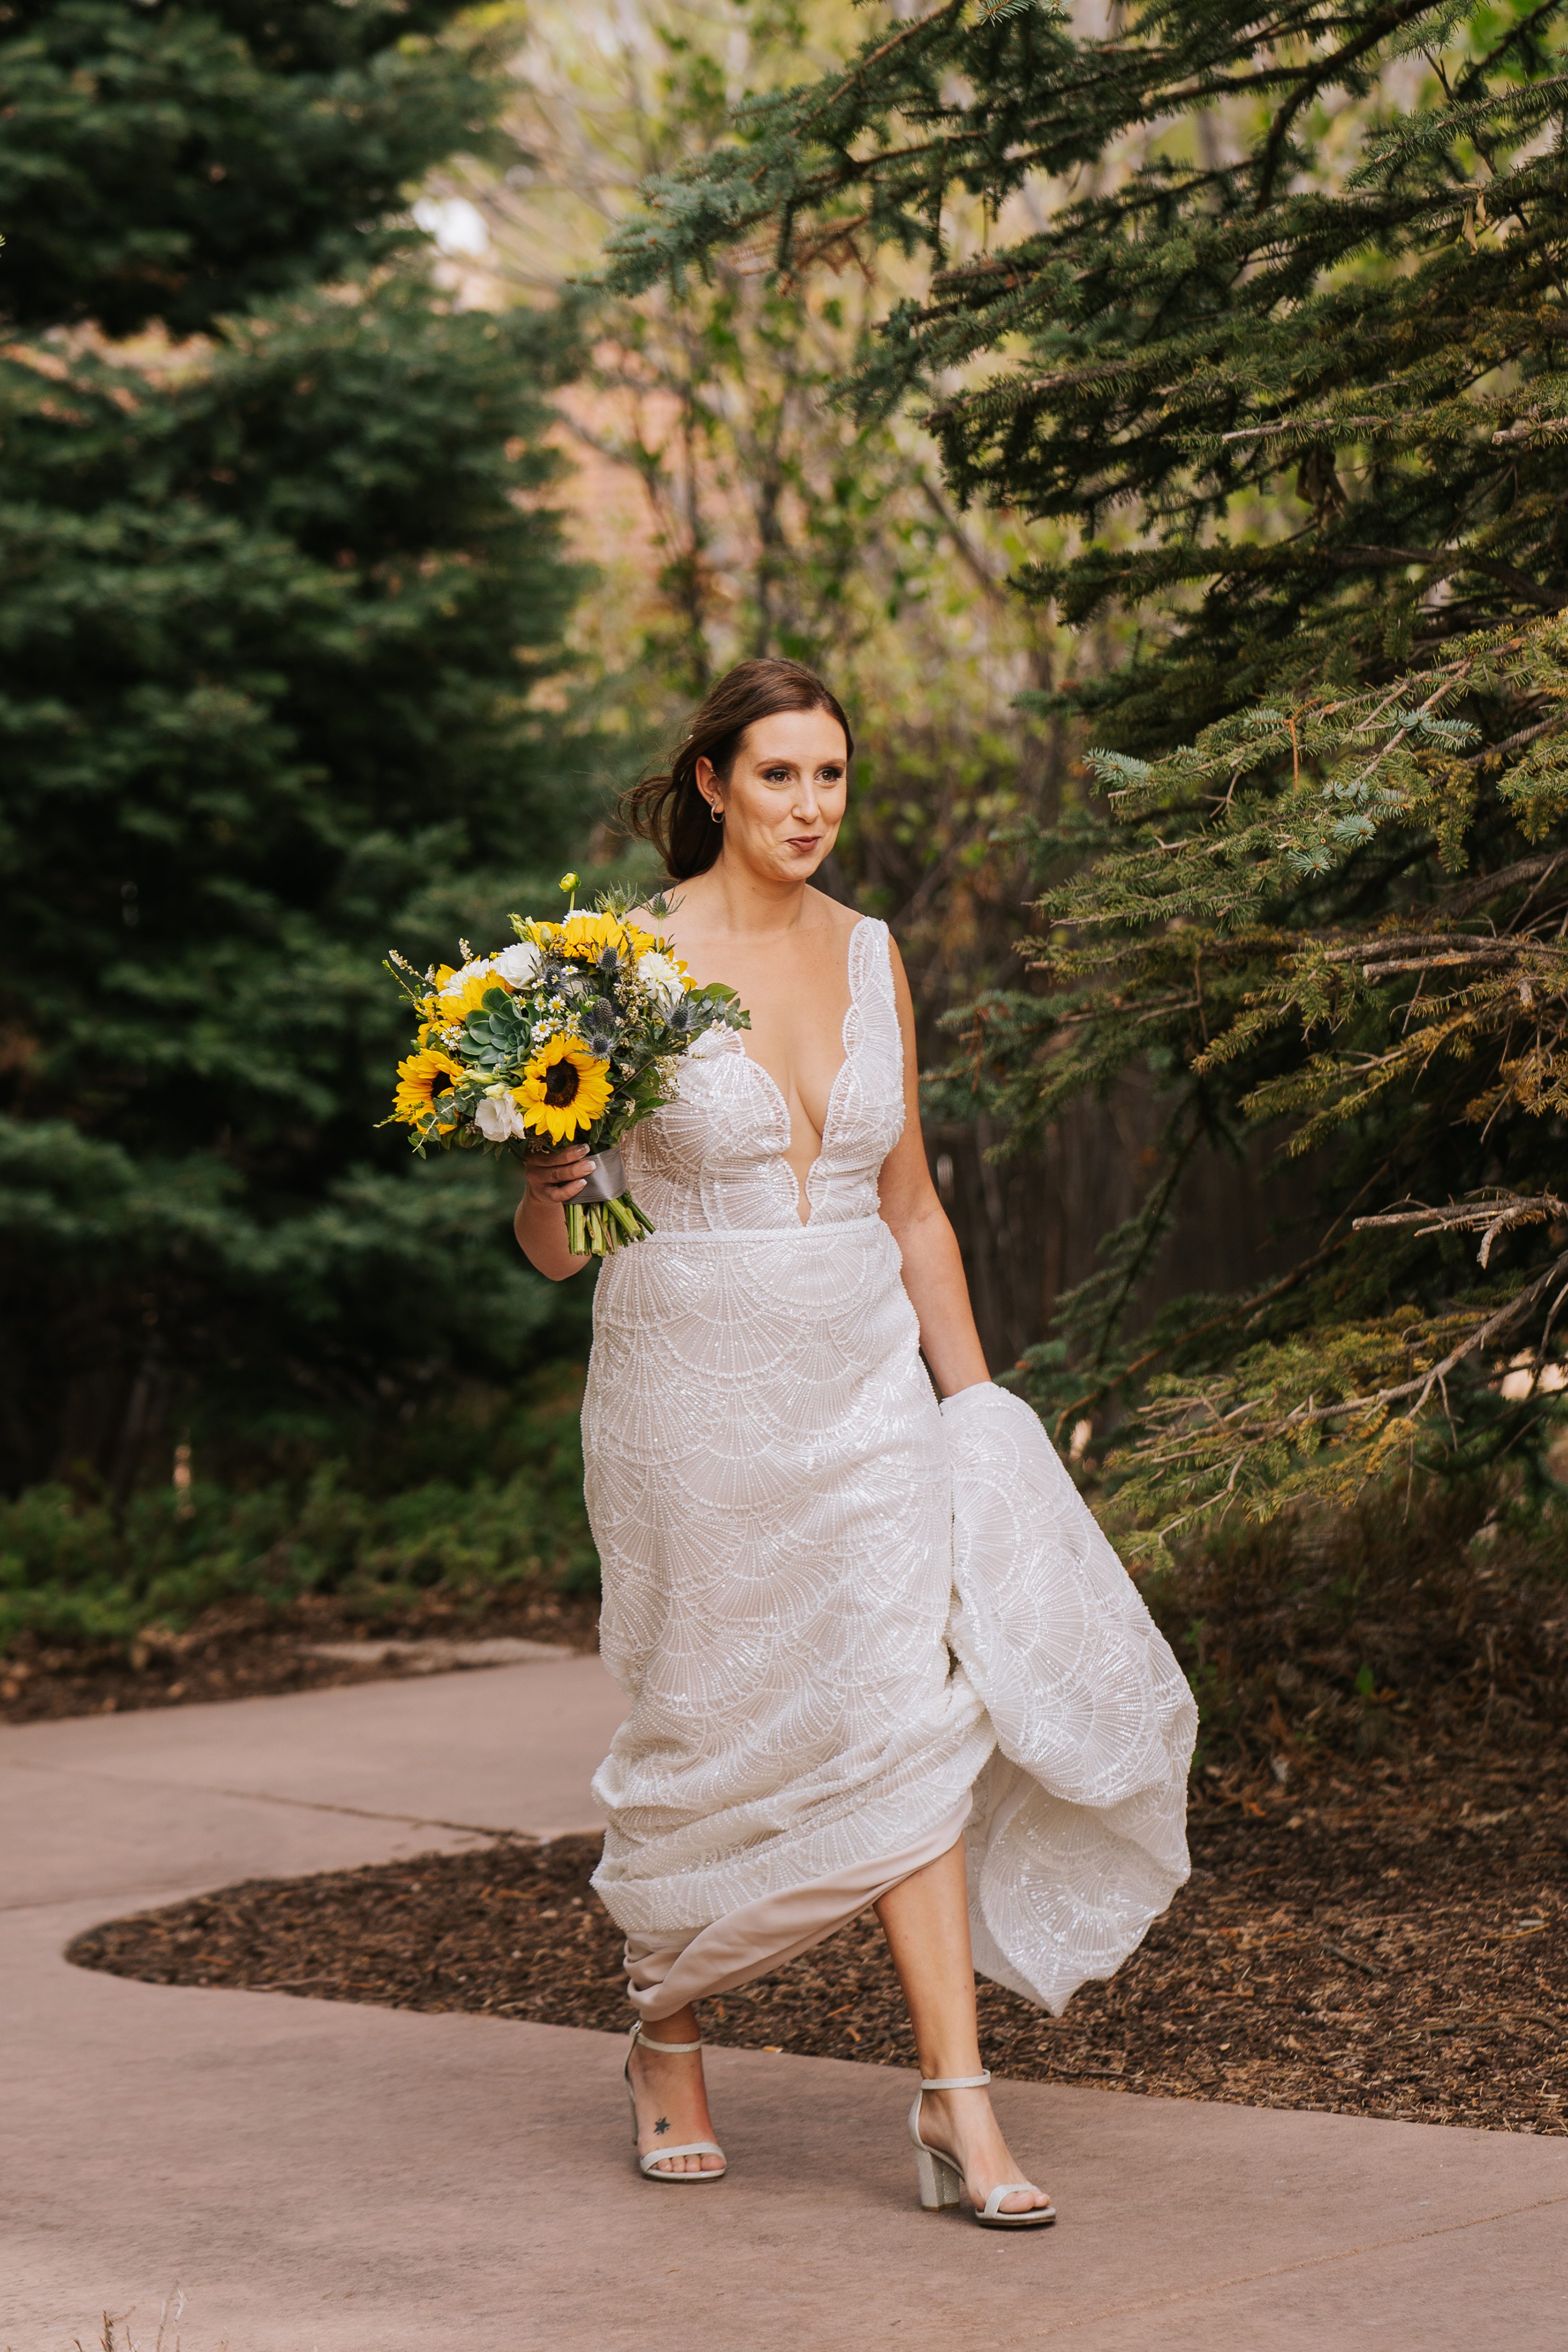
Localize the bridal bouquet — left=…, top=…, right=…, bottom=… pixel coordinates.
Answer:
left=385, top=878, right=747, bottom=1256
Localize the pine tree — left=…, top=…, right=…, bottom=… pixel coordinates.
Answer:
left=605, top=1, right=1568, bottom=1539
left=0, top=0, right=593, bottom=1495
left=0, top=0, right=503, bottom=336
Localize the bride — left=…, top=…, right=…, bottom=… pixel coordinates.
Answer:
left=514, top=658, right=1196, bottom=2227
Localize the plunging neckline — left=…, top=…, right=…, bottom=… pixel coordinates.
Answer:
left=736, top=915, right=868, bottom=1228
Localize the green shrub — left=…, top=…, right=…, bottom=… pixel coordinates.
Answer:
left=0, top=1386, right=596, bottom=1655
left=1141, top=1475, right=1568, bottom=1773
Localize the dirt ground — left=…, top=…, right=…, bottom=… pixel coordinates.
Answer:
left=70, top=1744, right=1567, bottom=2137
left=0, top=1588, right=602, bottom=1723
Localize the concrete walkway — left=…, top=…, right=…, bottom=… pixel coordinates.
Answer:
left=4, top=1662, right=1566, bottom=2352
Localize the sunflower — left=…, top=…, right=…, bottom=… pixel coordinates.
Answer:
left=392, top=1047, right=465, bottom=1131
left=436, top=961, right=512, bottom=1023
left=517, top=1035, right=613, bottom=1144
left=551, top=911, right=652, bottom=965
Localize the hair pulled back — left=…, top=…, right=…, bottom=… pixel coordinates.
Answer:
left=621, top=658, right=854, bottom=882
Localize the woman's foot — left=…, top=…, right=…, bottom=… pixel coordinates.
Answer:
left=916, top=2086, right=1053, bottom=2218
left=626, top=2033, right=725, bottom=2176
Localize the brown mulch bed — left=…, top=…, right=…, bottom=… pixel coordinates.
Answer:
left=69, top=1749, right=1568, bottom=2136
left=0, top=1588, right=601, bottom=1725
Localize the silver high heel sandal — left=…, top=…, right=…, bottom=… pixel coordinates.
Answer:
left=909, top=2069, right=1056, bottom=2229
left=624, top=2021, right=727, bottom=2182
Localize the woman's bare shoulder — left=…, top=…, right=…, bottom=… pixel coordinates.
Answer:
left=626, top=897, right=682, bottom=935
left=801, top=885, right=863, bottom=937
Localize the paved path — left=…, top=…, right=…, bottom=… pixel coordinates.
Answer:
left=4, top=1662, right=1566, bottom=2352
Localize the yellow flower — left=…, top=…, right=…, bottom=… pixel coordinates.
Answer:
left=392, top=1047, right=464, bottom=1131
left=517, top=1035, right=613, bottom=1144
left=437, top=962, right=511, bottom=1023
left=554, top=910, right=652, bottom=964
left=416, top=963, right=456, bottom=1021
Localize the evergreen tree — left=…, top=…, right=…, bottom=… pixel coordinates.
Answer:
left=0, top=0, right=502, bottom=336
left=606, top=0, right=1568, bottom=1539
left=0, top=0, right=593, bottom=1496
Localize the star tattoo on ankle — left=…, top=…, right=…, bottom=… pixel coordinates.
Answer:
left=653, top=2115, right=670, bottom=2134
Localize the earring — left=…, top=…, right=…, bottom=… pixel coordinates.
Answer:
left=709, top=803, right=724, bottom=824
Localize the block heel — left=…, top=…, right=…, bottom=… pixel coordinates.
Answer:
left=908, top=2069, right=1056, bottom=2229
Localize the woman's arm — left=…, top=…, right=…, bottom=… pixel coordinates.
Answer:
left=876, top=938, right=991, bottom=1399
left=513, top=1143, right=594, bottom=1281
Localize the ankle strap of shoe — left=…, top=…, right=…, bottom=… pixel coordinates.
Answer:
left=630, top=2023, right=703, bottom=2054
left=920, top=2070, right=991, bottom=2090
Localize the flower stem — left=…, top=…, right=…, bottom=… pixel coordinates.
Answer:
left=566, top=1190, right=655, bottom=1259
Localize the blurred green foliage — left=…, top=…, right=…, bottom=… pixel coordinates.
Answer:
left=0, top=1377, right=597, bottom=1653
left=0, top=0, right=603, bottom=1561
left=0, top=0, right=511, bottom=337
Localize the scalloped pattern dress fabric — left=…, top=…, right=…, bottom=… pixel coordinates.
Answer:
left=583, top=916, right=1196, bottom=2018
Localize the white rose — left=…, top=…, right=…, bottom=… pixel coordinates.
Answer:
left=439, top=957, right=494, bottom=1000
left=474, top=1090, right=528, bottom=1142
left=639, top=950, right=687, bottom=1008
left=493, top=940, right=543, bottom=987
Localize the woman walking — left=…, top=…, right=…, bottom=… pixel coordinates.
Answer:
left=514, top=659, right=1196, bottom=2226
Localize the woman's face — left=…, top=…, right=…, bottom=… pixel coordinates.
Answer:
left=697, top=708, right=849, bottom=884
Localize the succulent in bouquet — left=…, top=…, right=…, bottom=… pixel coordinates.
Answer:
left=385, top=877, right=748, bottom=1255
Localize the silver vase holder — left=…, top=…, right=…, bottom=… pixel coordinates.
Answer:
left=573, top=1145, right=627, bottom=1203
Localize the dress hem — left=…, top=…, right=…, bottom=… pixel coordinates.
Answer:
left=623, top=1794, right=973, bottom=2022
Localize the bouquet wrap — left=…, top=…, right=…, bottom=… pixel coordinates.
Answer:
left=383, top=878, right=748, bottom=1257
left=575, top=1147, right=628, bottom=1206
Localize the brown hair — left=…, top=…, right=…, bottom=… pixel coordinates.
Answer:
left=620, top=658, right=854, bottom=882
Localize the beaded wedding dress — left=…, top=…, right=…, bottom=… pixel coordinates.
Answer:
left=584, top=916, right=1196, bottom=2021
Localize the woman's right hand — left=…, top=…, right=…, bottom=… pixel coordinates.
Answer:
left=514, top=1144, right=596, bottom=1279
left=521, top=1143, right=594, bottom=1208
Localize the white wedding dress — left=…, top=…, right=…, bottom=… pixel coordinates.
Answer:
left=584, top=916, right=1196, bottom=2021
